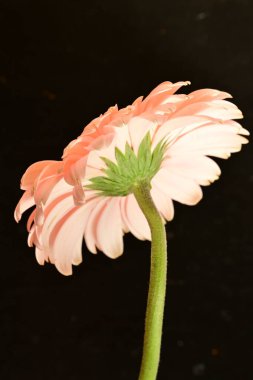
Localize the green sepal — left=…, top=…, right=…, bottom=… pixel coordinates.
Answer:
left=87, top=132, right=168, bottom=196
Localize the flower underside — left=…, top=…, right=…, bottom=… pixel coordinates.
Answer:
left=87, top=132, right=168, bottom=196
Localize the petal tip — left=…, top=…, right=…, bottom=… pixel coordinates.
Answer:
left=14, top=209, right=21, bottom=223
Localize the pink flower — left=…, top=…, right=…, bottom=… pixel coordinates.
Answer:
left=15, top=81, right=249, bottom=275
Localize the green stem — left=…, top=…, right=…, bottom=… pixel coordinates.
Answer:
left=133, top=181, right=167, bottom=380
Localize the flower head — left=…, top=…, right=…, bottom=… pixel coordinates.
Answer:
left=15, top=81, right=249, bottom=275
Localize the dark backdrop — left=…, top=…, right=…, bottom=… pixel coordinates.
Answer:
left=0, top=0, right=253, bottom=379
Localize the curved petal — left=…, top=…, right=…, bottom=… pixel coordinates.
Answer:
left=127, top=117, right=157, bottom=154
left=173, top=100, right=243, bottom=120
left=121, top=195, right=151, bottom=240
left=20, top=160, right=58, bottom=190
left=14, top=190, right=34, bottom=222
left=24, top=161, right=64, bottom=210
left=150, top=183, right=174, bottom=221
left=142, top=81, right=191, bottom=110
left=154, top=168, right=203, bottom=206
left=35, top=247, right=46, bottom=266
left=66, top=157, right=87, bottom=185
left=169, top=126, right=248, bottom=158
left=95, top=197, right=124, bottom=258
left=37, top=193, right=74, bottom=264
left=84, top=197, right=108, bottom=254
left=162, top=155, right=221, bottom=186
left=152, top=116, right=210, bottom=148
left=49, top=202, right=95, bottom=275
left=188, top=88, right=232, bottom=101
left=73, top=182, right=86, bottom=205
left=26, top=209, right=36, bottom=232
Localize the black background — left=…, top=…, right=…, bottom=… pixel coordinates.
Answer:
left=1, top=0, right=253, bottom=379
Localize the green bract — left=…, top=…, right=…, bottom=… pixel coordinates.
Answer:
left=87, top=132, right=168, bottom=196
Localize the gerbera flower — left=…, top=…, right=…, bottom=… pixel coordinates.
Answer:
left=15, top=81, right=248, bottom=276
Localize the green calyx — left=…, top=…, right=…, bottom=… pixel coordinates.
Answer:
left=87, top=132, right=168, bottom=196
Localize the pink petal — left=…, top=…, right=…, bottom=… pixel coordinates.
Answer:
left=152, top=116, right=210, bottom=148
left=73, top=182, right=86, bottom=205
left=150, top=183, right=174, bottom=221
left=28, top=225, right=42, bottom=249
left=142, top=81, right=190, bottom=109
left=154, top=168, right=203, bottom=206
left=95, top=198, right=124, bottom=259
left=132, top=95, right=144, bottom=107
left=38, top=194, right=75, bottom=264
left=35, top=247, right=46, bottom=266
left=85, top=125, right=131, bottom=171
left=84, top=197, right=108, bottom=254
left=169, top=126, right=248, bottom=158
left=173, top=100, right=243, bottom=120
left=34, top=161, right=63, bottom=197
left=14, top=190, right=35, bottom=222
left=34, top=203, right=45, bottom=226
left=127, top=117, right=156, bottom=154
left=20, top=160, right=57, bottom=190
left=28, top=225, right=36, bottom=247
left=226, top=120, right=249, bottom=136
left=43, top=196, right=97, bottom=275
left=120, top=195, right=151, bottom=240
left=162, top=155, right=221, bottom=186
left=50, top=207, right=87, bottom=275
left=188, top=88, right=232, bottom=101
left=63, top=146, right=88, bottom=185
left=26, top=209, right=36, bottom=232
